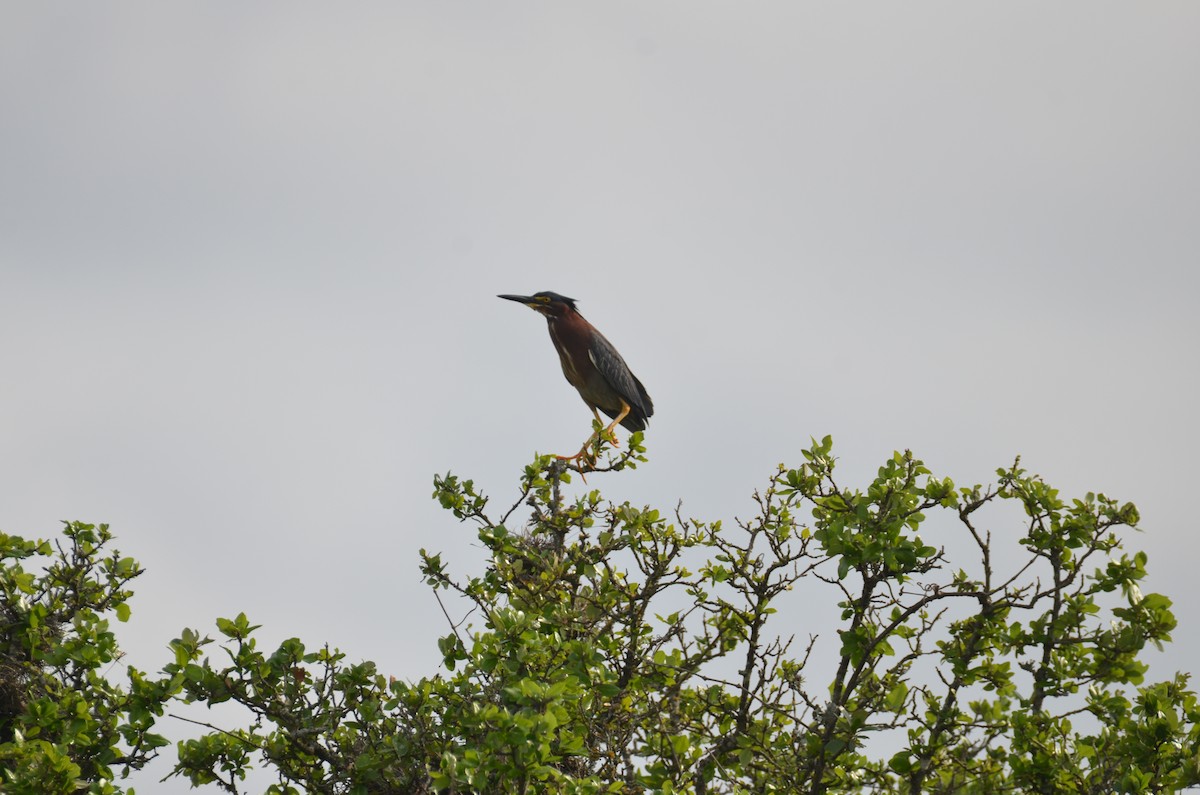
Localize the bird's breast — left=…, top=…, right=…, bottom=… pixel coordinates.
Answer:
left=547, top=320, right=586, bottom=389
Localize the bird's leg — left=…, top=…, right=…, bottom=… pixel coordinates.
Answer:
left=554, top=405, right=625, bottom=466
left=554, top=439, right=597, bottom=483
left=581, top=406, right=610, bottom=458
left=601, top=400, right=631, bottom=446
left=556, top=409, right=604, bottom=464
left=555, top=442, right=597, bottom=464
left=577, top=407, right=608, bottom=454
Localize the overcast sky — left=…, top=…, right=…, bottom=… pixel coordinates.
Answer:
left=3, top=4, right=1198, bottom=791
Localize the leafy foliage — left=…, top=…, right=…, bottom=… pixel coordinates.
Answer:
left=153, top=437, right=1200, bottom=793
left=0, top=522, right=170, bottom=793
left=4, top=440, right=1200, bottom=793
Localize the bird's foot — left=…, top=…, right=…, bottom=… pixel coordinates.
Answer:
left=555, top=439, right=598, bottom=466
left=589, top=418, right=621, bottom=449
left=554, top=443, right=597, bottom=483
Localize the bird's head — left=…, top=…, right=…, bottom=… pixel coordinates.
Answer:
left=498, top=291, right=580, bottom=318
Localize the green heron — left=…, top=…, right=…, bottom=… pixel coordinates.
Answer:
left=499, top=291, right=653, bottom=457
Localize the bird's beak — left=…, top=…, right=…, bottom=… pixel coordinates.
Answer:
left=498, top=294, right=538, bottom=307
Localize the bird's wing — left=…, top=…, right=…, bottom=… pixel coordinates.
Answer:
left=589, top=331, right=654, bottom=420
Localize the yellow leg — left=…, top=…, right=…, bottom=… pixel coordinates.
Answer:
left=555, top=408, right=602, bottom=462
left=554, top=403, right=630, bottom=464
left=602, top=400, right=631, bottom=445
left=555, top=439, right=595, bottom=462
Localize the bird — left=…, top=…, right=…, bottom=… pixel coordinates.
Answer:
left=498, top=291, right=653, bottom=458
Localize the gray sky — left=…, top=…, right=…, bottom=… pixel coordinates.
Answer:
left=3, top=4, right=1198, bottom=790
